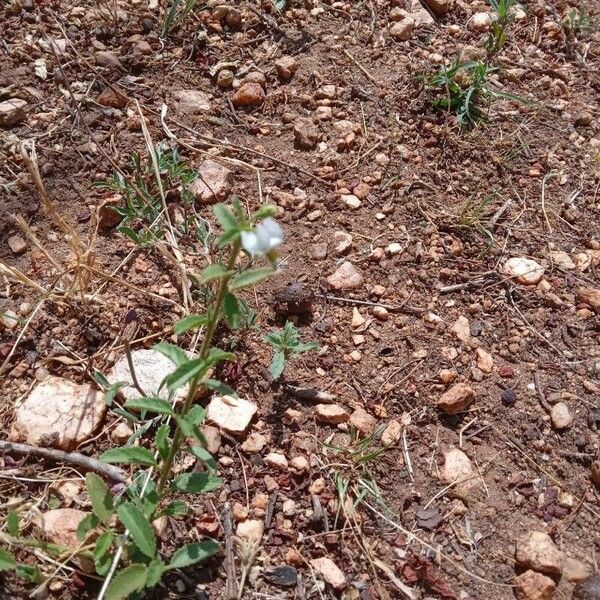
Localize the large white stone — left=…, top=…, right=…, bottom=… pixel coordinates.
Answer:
left=11, top=377, right=105, bottom=449
left=206, top=395, right=257, bottom=435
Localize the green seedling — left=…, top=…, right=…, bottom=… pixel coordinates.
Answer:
left=263, top=321, right=318, bottom=380
left=486, top=0, right=517, bottom=57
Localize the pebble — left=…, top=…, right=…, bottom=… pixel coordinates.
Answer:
left=514, top=570, right=556, bottom=600
left=294, top=117, right=319, bottom=150
left=8, top=235, right=27, bottom=254
left=327, top=262, right=364, bottom=291
left=310, top=557, right=346, bottom=590
left=451, top=316, right=471, bottom=344
left=550, top=250, right=575, bottom=270
left=439, top=369, right=457, bottom=384
left=189, top=159, right=233, bottom=204
left=349, top=408, right=376, bottom=435
left=386, top=242, right=403, bottom=255
left=334, top=231, right=353, bottom=255
left=206, top=395, right=258, bottom=436
left=381, top=419, right=402, bottom=447
left=264, top=452, right=288, bottom=471
left=241, top=432, right=268, bottom=454
left=315, top=403, right=350, bottom=425
left=290, top=456, right=309, bottom=474
left=11, top=376, right=105, bottom=450
left=501, top=388, right=517, bottom=406
left=216, top=69, right=234, bottom=88
left=590, top=461, right=600, bottom=486
left=515, top=531, right=563, bottom=575
left=502, top=257, right=545, bottom=285
left=471, top=11, right=493, bottom=30
left=441, top=448, right=480, bottom=499
left=232, top=82, right=265, bottom=108
left=41, top=509, right=89, bottom=547
left=476, top=348, right=494, bottom=373
left=1, top=310, right=18, bottom=329
left=372, top=306, right=389, bottom=321
left=98, top=87, right=128, bottom=109
left=111, top=421, right=133, bottom=444
left=275, top=55, right=298, bottom=80
left=352, top=307, right=365, bottom=328
left=172, top=89, right=212, bottom=115
left=576, top=287, right=600, bottom=314
left=0, top=98, right=28, bottom=127
left=236, top=519, right=264, bottom=543
left=422, top=0, right=450, bottom=16
left=94, top=50, right=122, bottom=70
left=563, top=557, right=592, bottom=583
left=200, top=424, right=221, bottom=455
left=390, top=18, right=415, bottom=40
left=550, top=402, right=572, bottom=430
left=436, top=383, right=475, bottom=414
left=264, top=565, right=298, bottom=587
left=342, top=194, right=361, bottom=209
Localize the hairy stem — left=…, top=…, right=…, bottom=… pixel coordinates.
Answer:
left=156, top=241, right=241, bottom=494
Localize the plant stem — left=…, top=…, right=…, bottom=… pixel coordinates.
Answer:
left=156, top=241, right=241, bottom=494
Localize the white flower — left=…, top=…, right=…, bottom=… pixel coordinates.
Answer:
left=241, top=218, right=284, bottom=257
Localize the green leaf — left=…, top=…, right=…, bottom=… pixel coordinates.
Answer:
left=167, top=540, right=219, bottom=570
left=229, top=267, right=275, bottom=291
left=186, top=405, right=207, bottom=426
left=116, top=502, right=156, bottom=559
left=175, top=415, right=202, bottom=440
left=270, top=350, right=286, bottom=380
left=159, top=500, right=187, bottom=517
left=296, top=341, right=319, bottom=353
left=161, top=358, right=209, bottom=393
left=186, top=446, right=217, bottom=472
left=154, top=342, right=189, bottom=367
left=202, top=379, right=236, bottom=397
left=250, top=204, right=277, bottom=222
left=174, top=314, right=209, bottom=335
left=7, top=511, right=19, bottom=537
left=0, top=548, right=16, bottom=571
left=101, top=446, right=157, bottom=467
left=200, top=263, right=233, bottom=283
left=223, top=293, right=240, bottom=328
left=15, top=564, right=39, bottom=582
left=155, top=424, right=170, bottom=461
left=105, top=564, right=148, bottom=600
left=217, top=228, right=241, bottom=248
left=213, top=203, right=238, bottom=231
left=94, top=531, right=114, bottom=563
left=86, top=473, right=114, bottom=524
left=145, top=559, right=165, bottom=588
left=103, top=382, right=126, bottom=407
left=171, top=473, right=221, bottom=494
left=205, top=347, right=236, bottom=366
left=76, top=513, right=99, bottom=542
left=125, top=397, right=173, bottom=416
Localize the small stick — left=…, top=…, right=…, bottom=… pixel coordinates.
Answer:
left=322, top=294, right=425, bottom=317
left=343, top=48, right=378, bottom=84
left=222, top=502, right=239, bottom=600
left=283, top=384, right=336, bottom=404
left=487, top=198, right=512, bottom=231
left=0, top=441, right=127, bottom=483
left=265, top=491, right=278, bottom=530
left=534, top=371, right=551, bottom=413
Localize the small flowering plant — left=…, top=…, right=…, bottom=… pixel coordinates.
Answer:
left=0, top=200, right=287, bottom=598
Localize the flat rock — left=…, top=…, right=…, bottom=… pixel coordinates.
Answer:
left=11, top=376, right=105, bottom=450
left=563, top=557, right=592, bottom=583
left=172, top=89, right=212, bottom=116
left=576, top=287, right=600, bottom=314
left=327, top=261, right=364, bottom=291
left=294, top=117, right=319, bottom=149
left=315, top=403, right=349, bottom=425
left=241, top=432, right=267, bottom=454
left=200, top=424, right=221, bottom=455
left=390, top=18, right=415, bottom=40
left=41, top=509, right=89, bottom=547
left=264, top=452, right=288, bottom=471
left=207, top=395, right=257, bottom=435
left=381, top=419, right=402, bottom=447
left=232, top=82, right=265, bottom=108
left=441, top=448, right=480, bottom=499
left=275, top=55, right=298, bottom=80
left=334, top=231, right=353, bottom=255
left=515, top=531, right=563, bottom=575
left=349, top=408, right=376, bottom=435
left=108, top=348, right=193, bottom=402
left=550, top=402, right=572, bottom=430
left=236, top=519, right=264, bottom=543
left=0, top=98, right=27, bottom=127
left=8, top=235, right=27, bottom=254
left=310, top=557, right=346, bottom=590
left=476, top=348, right=494, bottom=373
left=451, top=316, right=471, bottom=344
left=502, top=257, right=545, bottom=285
left=550, top=250, right=575, bottom=270
left=189, top=159, right=233, bottom=204
left=97, top=87, right=128, bottom=109
left=471, top=11, right=492, bottom=30
left=436, top=383, right=475, bottom=414
left=514, top=570, right=556, bottom=600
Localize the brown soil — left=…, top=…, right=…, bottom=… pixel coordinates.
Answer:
left=1, top=0, right=599, bottom=599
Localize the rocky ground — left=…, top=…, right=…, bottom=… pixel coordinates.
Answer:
left=1, top=0, right=599, bottom=598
